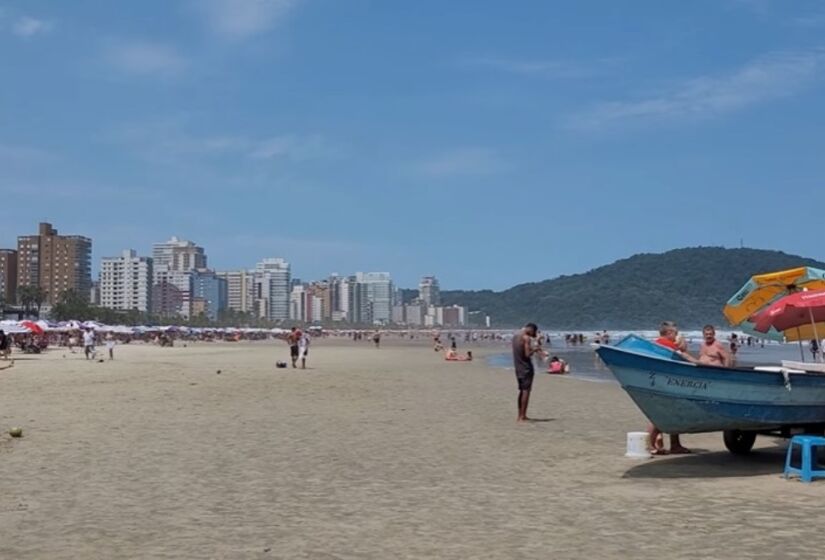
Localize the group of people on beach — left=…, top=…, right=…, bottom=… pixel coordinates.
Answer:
left=646, top=321, right=733, bottom=455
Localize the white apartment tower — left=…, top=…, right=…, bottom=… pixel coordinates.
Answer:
left=355, top=272, right=393, bottom=325
left=151, top=236, right=207, bottom=318
left=255, top=258, right=291, bottom=321
left=152, top=236, right=206, bottom=272
left=99, top=250, right=153, bottom=312
left=419, top=275, right=441, bottom=306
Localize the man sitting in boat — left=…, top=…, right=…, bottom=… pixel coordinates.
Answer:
left=698, top=325, right=731, bottom=367
left=648, top=321, right=694, bottom=455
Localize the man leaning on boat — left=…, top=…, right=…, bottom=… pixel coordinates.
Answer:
left=647, top=322, right=689, bottom=454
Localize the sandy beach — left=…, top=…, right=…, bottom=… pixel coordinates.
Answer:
left=1, top=338, right=824, bottom=559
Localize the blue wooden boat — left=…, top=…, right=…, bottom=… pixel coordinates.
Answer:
left=596, top=335, right=825, bottom=453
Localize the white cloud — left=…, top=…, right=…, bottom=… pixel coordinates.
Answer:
left=13, top=16, right=53, bottom=38
left=789, top=12, right=825, bottom=28
left=194, top=0, right=298, bottom=39
left=0, top=144, right=56, bottom=163
left=110, top=119, right=245, bottom=162
left=569, top=49, right=825, bottom=130
left=249, top=134, right=328, bottom=161
left=417, top=147, right=505, bottom=177
left=105, top=42, right=187, bottom=78
left=459, top=56, right=617, bottom=79
left=109, top=119, right=330, bottom=166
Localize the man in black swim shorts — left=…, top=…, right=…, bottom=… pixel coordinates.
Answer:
left=287, top=327, right=301, bottom=368
left=512, top=322, right=545, bottom=422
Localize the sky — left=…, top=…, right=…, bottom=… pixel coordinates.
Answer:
left=1, top=0, right=825, bottom=290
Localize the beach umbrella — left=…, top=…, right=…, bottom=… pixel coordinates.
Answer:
left=724, top=267, right=825, bottom=326
left=752, top=289, right=825, bottom=361
left=739, top=319, right=785, bottom=343
left=19, top=320, right=45, bottom=335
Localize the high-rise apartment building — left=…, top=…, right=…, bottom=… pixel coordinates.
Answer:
left=255, top=258, right=290, bottom=322
left=99, top=250, right=153, bottom=312
left=151, top=236, right=206, bottom=317
left=327, top=274, right=350, bottom=322
left=0, top=249, right=18, bottom=304
left=16, top=222, right=92, bottom=304
left=347, top=277, right=371, bottom=324
left=217, top=270, right=255, bottom=314
left=355, top=272, right=393, bottom=325
left=152, top=237, right=206, bottom=272
left=419, top=275, right=441, bottom=306
left=192, top=269, right=227, bottom=321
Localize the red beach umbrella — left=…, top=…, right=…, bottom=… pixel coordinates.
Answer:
left=752, top=289, right=825, bottom=361
left=18, top=320, right=44, bottom=335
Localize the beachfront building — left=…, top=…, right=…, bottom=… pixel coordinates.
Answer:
left=99, top=250, right=153, bottom=313
left=0, top=249, right=18, bottom=305
left=327, top=274, right=350, bottom=322
left=442, top=305, right=467, bottom=327
left=346, top=277, right=371, bottom=324
left=191, top=269, right=228, bottom=321
left=152, top=236, right=206, bottom=272
left=404, top=303, right=425, bottom=326
left=217, top=270, right=255, bottom=314
left=152, top=269, right=191, bottom=318
left=354, top=272, right=393, bottom=325
left=419, top=275, right=441, bottom=306
left=151, top=236, right=207, bottom=317
left=255, top=258, right=290, bottom=322
left=17, top=222, right=92, bottom=304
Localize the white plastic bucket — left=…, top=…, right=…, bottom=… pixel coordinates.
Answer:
left=625, top=431, right=651, bottom=458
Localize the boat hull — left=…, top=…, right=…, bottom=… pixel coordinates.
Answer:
left=597, top=338, right=825, bottom=434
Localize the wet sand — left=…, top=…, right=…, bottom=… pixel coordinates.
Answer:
left=1, top=339, right=823, bottom=559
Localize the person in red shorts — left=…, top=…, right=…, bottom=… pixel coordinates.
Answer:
left=648, top=321, right=697, bottom=455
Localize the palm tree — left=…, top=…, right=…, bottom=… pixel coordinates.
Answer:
left=18, top=285, right=47, bottom=318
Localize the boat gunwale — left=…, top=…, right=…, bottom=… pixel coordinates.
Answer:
left=598, top=343, right=825, bottom=379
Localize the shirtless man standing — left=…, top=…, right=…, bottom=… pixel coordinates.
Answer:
left=512, top=323, right=547, bottom=422
left=286, top=327, right=302, bottom=368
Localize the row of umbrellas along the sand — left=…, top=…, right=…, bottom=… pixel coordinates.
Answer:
left=0, top=319, right=291, bottom=336
left=723, top=266, right=825, bottom=361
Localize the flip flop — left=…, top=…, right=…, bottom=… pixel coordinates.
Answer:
left=651, top=448, right=669, bottom=456
left=669, top=447, right=692, bottom=455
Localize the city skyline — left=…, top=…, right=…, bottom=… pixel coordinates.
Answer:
left=3, top=2, right=825, bottom=289
left=1, top=221, right=469, bottom=326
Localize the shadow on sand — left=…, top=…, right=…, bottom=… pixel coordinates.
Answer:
left=623, top=446, right=788, bottom=479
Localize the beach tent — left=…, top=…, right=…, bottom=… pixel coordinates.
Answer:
left=0, top=320, right=30, bottom=334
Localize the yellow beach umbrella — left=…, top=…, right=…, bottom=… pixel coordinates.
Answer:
left=723, top=267, right=825, bottom=326
left=780, top=323, right=825, bottom=343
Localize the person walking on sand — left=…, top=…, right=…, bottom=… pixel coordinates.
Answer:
left=105, top=332, right=116, bottom=361
left=298, top=330, right=311, bottom=369
left=83, top=328, right=97, bottom=360
left=512, top=323, right=547, bottom=422
left=0, top=329, right=9, bottom=360
left=287, top=327, right=301, bottom=368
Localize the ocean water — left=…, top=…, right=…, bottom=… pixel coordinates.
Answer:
left=486, top=336, right=819, bottom=383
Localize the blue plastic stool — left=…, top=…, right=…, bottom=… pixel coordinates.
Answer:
left=784, top=435, right=825, bottom=483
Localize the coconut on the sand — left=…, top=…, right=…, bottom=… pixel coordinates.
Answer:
left=9, top=427, right=23, bottom=438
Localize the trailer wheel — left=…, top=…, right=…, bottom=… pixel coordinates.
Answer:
left=723, top=430, right=757, bottom=455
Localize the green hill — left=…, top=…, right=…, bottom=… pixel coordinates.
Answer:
left=440, top=247, right=825, bottom=329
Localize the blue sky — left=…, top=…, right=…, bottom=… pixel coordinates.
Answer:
left=2, top=0, right=825, bottom=290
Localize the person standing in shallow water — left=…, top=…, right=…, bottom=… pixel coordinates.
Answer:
left=512, top=323, right=547, bottom=422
